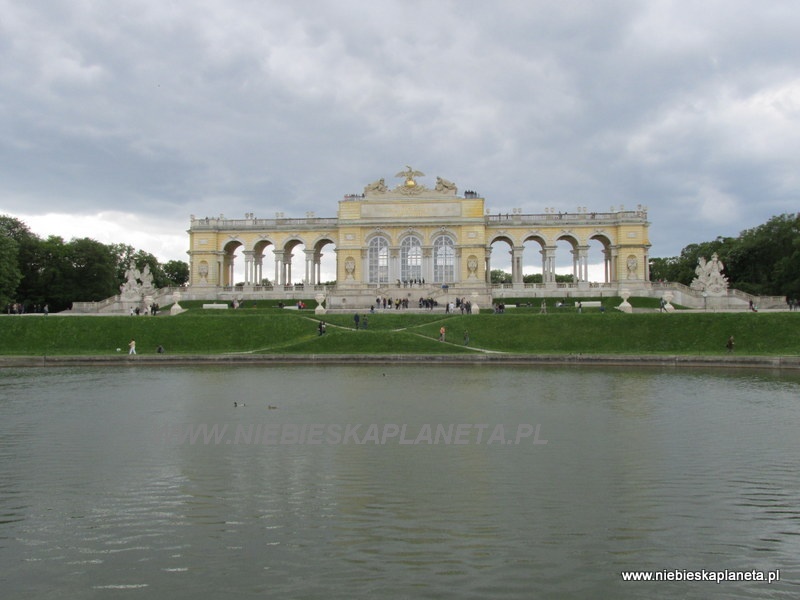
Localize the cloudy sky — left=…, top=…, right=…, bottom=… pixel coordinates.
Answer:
left=1, top=0, right=798, bottom=277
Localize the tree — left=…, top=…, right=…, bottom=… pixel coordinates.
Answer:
left=0, top=215, right=40, bottom=307
left=66, top=238, right=119, bottom=301
left=0, top=235, right=22, bottom=307
left=110, top=244, right=169, bottom=289
left=162, top=260, right=190, bottom=286
left=490, top=269, right=512, bottom=283
left=726, top=214, right=800, bottom=297
left=650, top=214, right=800, bottom=298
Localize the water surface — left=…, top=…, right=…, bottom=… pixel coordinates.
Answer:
left=1, top=365, right=798, bottom=598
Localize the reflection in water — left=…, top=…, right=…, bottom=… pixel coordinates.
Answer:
left=0, top=365, right=799, bottom=599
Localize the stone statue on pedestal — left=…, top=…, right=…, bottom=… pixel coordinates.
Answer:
left=690, top=253, right=729, bottom=296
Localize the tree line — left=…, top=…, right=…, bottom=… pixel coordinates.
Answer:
left=3, top=212, right=797, bottom=312
left=649, top=213, right=799, bottom=298
left=1, top=215, right=189, bottom=312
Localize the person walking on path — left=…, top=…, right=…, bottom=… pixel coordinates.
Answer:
left=439, top=326, right=446, bottom=342
left=353, top=313, right=360, bottom=330
left=128, top=339, right=136, bottom=355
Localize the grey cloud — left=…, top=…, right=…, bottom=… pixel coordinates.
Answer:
left=1, top=0, right=798, bottom=260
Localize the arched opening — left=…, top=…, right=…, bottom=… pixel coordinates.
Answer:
left=400, top=234, right=423, bottom=283
left=432, top=235, right=455, bottom=284
left=223, top=240, right=244, bottom=287
left=367, top=236, right=390, bottom=284
left=313, top=238, right=336, bottom=285
left=253, top=239, right=274, bottom=287
left=588, top=235, right=613, bottom=284
left=522, top=235, right=546, bottom=284
left=279, top=239, right=305, bottom=286
left=554, top=236, right=579, bottom=284
left=488, top=236, right=513, bottom=284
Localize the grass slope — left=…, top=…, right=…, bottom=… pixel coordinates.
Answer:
left=0, top=308, right=797, bottom=356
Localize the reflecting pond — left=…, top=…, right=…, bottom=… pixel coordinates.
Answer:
left=1, top=365, right=799, bottom=599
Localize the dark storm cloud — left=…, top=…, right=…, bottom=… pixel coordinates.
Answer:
left=1, top=0, right=798, bottom=260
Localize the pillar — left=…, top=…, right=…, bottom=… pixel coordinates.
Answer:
left=511, top=246, right=524, bottom=284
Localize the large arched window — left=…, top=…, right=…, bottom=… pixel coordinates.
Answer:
left=400, top=236, right=422, bottom=282
left=368, top=236, right=389, bottom=283
left=433, top=235, right=455, bottom=283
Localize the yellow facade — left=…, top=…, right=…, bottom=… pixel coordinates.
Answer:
left=187, top=169, right=650, bottom=298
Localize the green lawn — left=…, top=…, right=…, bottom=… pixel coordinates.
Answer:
left=0, top=306, right=797, bottom=356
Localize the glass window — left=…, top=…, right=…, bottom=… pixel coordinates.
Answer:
left=368, top=236, right=389, bottom=283
left=400, top=236, right=422, bottom=282
left=433, top=235, right=454, bottom=283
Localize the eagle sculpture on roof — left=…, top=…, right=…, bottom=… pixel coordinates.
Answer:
left=395, top=166, right=425, bottom=187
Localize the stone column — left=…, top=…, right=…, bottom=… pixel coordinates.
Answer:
left=423, top=247, right=434, bottom=285
left=484, top=247, right=492, bottom=284
left=274, top=251, right=283, bottom=286
left=512, top=246, right=524, bottom=285
left=542, top=246, right=557, bottom=286
left=304, top=249, right=315, bottom=285
left=360, top=248, right=369, bottom=284
left=314, top=250, right=323, bottom=286
left=388, top=247, right=399, bottom=285
left=216, top=255, right=224, bottom=287
left=609, top=247, right=619, bottom=283
left=284, top=253, right=293, bottom=285
left=243, top=250, right=254, bottom=285
left=255, top=254, right=263, bottom=286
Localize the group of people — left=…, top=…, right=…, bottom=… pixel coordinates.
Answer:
left=787, top=298, right=799, bottom=311
left=374, top=296, right=427, bottom=310
left=395, top=278, right=425, bottom=288
left=129, top=302, right=159, bottom=316
left=444, top=297, right=474, bottom=314
left=6, top=303, right=48, bottom=315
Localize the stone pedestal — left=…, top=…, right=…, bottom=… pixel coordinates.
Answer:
left=663, top=292, right=675, bottom=313
left=314, top=293, right=327, bottom=315
left=617, top=290, right=633, bottom=313
left=170, top=291, right=187, bottom=316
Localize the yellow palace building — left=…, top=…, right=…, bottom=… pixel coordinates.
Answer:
left=186, top=167, right=651, bottom=309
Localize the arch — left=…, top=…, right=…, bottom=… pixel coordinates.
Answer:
left=278, top=237, right=306, bottom=285
left=487, top=234, right=514, bottom=283
left=432, top=234, right=455, bottom=283
left=588, top=233, right=613, bottom=283
left=367, top=235, right=390, bottom=283
left=521, top=234, right=547, bottom=283
left=553, top=235, right=580, bottom=283
left=252, top=238, right=274, bottom=286
left=222, top=239, right=245, bottom=286
left=400, top=234, right=423, bottom=283
left=310, top=236, right=336, bottom=285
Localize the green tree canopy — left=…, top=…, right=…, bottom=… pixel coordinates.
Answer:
left=0, top=234, right=22, bottom=307
left=163, top=260, right=190, bottom=286
left=650, top=213, right=799, bottom=298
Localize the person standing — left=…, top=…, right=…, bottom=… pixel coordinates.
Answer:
left=128, top=339, right=136, bottom=355
left=439, top=326, right=446, bottom=342
left=726, top=336, right=735, bottom=353
left=353, top=313, right=360, bottom=330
